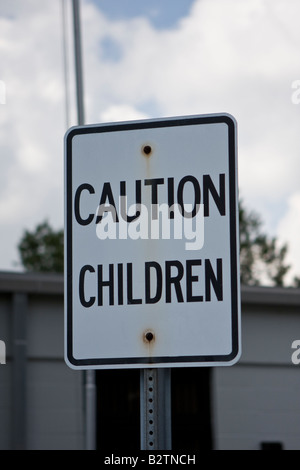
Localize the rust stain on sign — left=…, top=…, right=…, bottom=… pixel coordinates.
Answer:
left=142, top=330, right=156, bottom=356
left=144, top=331, right=155, bottom=343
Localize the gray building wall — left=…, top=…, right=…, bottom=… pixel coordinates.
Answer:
left=213, top=286, right=300, bottom=450
left=0, top=272, right=84, bottom=450
left=0, top=271, right=299, bottom=450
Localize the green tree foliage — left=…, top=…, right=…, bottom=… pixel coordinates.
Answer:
left=239, top=201, right=290, bottom=286
left=293, top=276, right=300, bottom=288
left=18, top=220, right=64, bottom=273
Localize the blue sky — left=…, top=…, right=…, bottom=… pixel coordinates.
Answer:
left=92, top=0, right=195, bottom=29
left=0, top=0, right=300, bottom=283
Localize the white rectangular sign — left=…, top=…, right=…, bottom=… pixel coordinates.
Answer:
left=65, top=114, right=241, bottom=369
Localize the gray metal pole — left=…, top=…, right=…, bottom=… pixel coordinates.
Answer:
left=72, top=0, right=85, bottom=126
left=72, top=0, right=96, bottom=451
left=85, top=369, right=97, bottom=450
left=140, top=368, right=172, bottom=450
left=61, top=0, right=71, bottom=129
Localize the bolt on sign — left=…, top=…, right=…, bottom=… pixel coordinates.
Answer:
left=64, top=114, right=241, bottom=369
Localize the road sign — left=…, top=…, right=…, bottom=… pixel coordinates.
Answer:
left=65, top=113, right=241, bottom=369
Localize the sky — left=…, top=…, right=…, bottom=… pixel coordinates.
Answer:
left=0, top=0, right=300, bottom=283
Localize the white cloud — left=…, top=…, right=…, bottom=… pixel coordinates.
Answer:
left=0, top=0, right=65, bottom=268
left=99, top=104, right=149, bottom=123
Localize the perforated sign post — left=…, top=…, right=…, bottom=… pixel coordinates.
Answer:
left=64, top=113, right=241, bottom=371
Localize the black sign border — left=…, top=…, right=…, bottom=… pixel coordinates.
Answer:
left=65, top=114, right=240, bottom=368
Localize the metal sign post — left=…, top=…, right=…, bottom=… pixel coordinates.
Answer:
left=140, top=368, right=172, bottom=450
left=71, top=0, right=96, bottom=450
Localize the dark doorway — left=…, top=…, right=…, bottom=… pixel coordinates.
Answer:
left=96, top=369, right=140, bottom=451
left=96, top=368, right=212, bottom=451
left=171, top=368, right=212, bottom=450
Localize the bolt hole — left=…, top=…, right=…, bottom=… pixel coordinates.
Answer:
left=145, top=332, right=154, bottom=342
left=143, top=145, right=152, bottom=156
